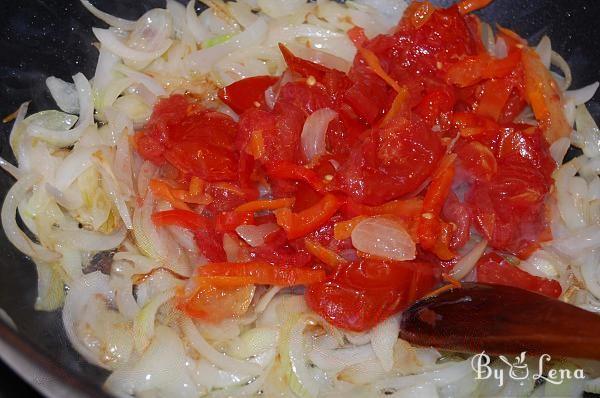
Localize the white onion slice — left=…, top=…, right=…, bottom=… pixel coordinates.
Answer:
left=80, top=0, right=137, bottom=31
left=235, top=223, right=280, bottom=247
left=166, top=0, right=187, bottom=38
left=114, top=64, right=167, bottom=96
left=54, top=146, right=100, bottom=190
left=46, top=76, right=79, bottom=114
left=181, top=318, right=262, bottom=376
left=575, top=104, right=600, bottom=158
left=551, top=50, right=573, bottom=90
left=351, top=217, right=416, bottom=261
left=62, top=271, right=113, bottom=369
left=186, top=0, right=211, bottom=43
left=93, top=27, right=173, bottom=63
left=1, top=174, right=59, bottom=262
left=535, top=36, right=551, bottom=69
left=186, top=17, right=268, bottom=74
left=132, top=289, right=176, bottom=352
left=566, top=82, right=600, bottom=106
left=55, top=226, right=127, bottom=252
left=450, top=240, right=488, bottom=280
left=28, top=73, right=94, bottom=147
left=371, top=315, right=400, bottom=372
left=550, top=136, right=571, bottom=165
left=301, top=108, right=337, bottom=162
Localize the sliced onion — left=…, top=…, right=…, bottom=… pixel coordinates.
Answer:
left=286, top=314, right=321, bottom=398
left=94, top=159, right=133, bottom=230
left=93, top=27, right=173, bottom=64
left=93, top=47, right=121, bottom=93
left=286, top=45, right=351, bottom=73
left=308, top=342, right=376, bottom=371
left=301, top=108, right=337, bottom=162
left=551, top=50, right=573, bottom=90
left=114, top=64, right=167, bottom=96
left=535, top=36, right=551, bottom=69
left=575, top=104, right=600, bottom=158
left=46, top=76, right=79, bottom=114
left=186, top=0, right=211, bottom=43
left=0, top=156, right=20, bottom=179
left=235, top=223, right=280, bottom=247
left=450, top=240, right=488, bottom=280
left=132, top=289, right=176, bottom=352
left=566, top=82, right=600, bottom=106
left=166, top=0, right=187, bottom=38
left=55, top=226, right=127, bottom=252
left=228, top=0, right=258, bottom=29
left=105, top=326, right=198, bottom=397
left=371, top=315, right=400, bottom=372
left=62, top=271, right=113, bottom=369
left=1, top=174, right=59, bottom=262
left=54, top=146, right=100, bottom=190
left=552, top=225, right=600, bottom=257
left=550, top=137, right=571, bottom=165
left=28, top=73, right=94, bottom=147
left=181, top=317, right=262, bottom=376
left=494, top=37, right=508, bottom=59
left=80, top=0, right=136, bottom=31
left=186, top=17, right=268, bottom=74
left=351, top=217, right=416, bottom=261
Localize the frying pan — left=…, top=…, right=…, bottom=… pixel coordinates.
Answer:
left=0, top=0, right=598, bottom=396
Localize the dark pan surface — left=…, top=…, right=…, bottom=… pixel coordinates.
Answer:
left=0, top=0, right=599, bottom=396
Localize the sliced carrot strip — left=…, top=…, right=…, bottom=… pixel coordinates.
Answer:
left=333, top=216, right=367, bottom=241
left=305, top=239, right=347, bottom=271
left=357, top=47, right=403, bottom=93
left=149, top=179, right=191, bottom=211
left=235, top=197, right=295, bottom=213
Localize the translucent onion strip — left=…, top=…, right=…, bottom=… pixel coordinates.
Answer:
left=80, top=0, right=137, bottom=31
left=450, top=240, right=488, bottom=280
left=301, top=108, right=337, bottom=162
left=93, top=27, right=173, bottom=64
left=28, top=73, right=94, bottom=147
left=1, top=174, right=59, bottom=262
left=181, top=317, right=262, bottom=376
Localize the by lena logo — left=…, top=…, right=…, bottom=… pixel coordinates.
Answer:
left=471, top=352, right=585, bottom=387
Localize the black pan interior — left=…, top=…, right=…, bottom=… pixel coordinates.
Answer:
left=0, top=0, right=598, bottom=396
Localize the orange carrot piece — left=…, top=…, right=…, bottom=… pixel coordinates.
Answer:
left=457, top=0, right=493, bottom=14
left=305, top=239, right=347, bottom=271
left=333, top=216, right=368, bottom=241
left=149, top=179, right=191, bottom=211
left=235, top=197, right=295, bottom=213
left=357, top=47, right=403, bottom=93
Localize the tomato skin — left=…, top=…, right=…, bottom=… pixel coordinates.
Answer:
left=477, top=253, right=562, bottom=298
left=182, top=283, right=255, bottom=323
left=456, top=141, right=498, bottom=182
left=218, top=75, right=279, bottom=114
left=305, top=259, right=438, bottom=331
left=331, top=117, right=443, bottom=205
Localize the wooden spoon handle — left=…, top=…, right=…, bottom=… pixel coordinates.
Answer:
left=399, top=283, right=600, bottom=360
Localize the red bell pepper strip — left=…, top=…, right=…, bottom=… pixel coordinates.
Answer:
left=278, top=43, right=330, bottom=81
left=152, top=209, right=211, bottom=230
left=275, top=193, right=342, bottom=239
left=265, top=161, right=326, bottom=192
left=196, top=261, right=326, bottom=287
left=446, top=50, right=521, bottom=88
left=418, top=155, right=456, bottom=251
left=218, top=75, right=279, bottom=114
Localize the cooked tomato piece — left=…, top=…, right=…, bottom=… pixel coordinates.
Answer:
left=218, top=75, right=279, bottom=114
left=136, top=95, right=239, bottom=181
left=456, top=141, right=497, bottom=182
left=477, top=253, right=562, bottom=298
left=306, top=259, right=438, bottom=331
left=331, top=117, right=443, bottom=205
left=467, top=162, right=550, bottom=252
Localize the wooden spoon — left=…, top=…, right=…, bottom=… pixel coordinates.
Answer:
left=399, top=282, right=600, bottom=360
